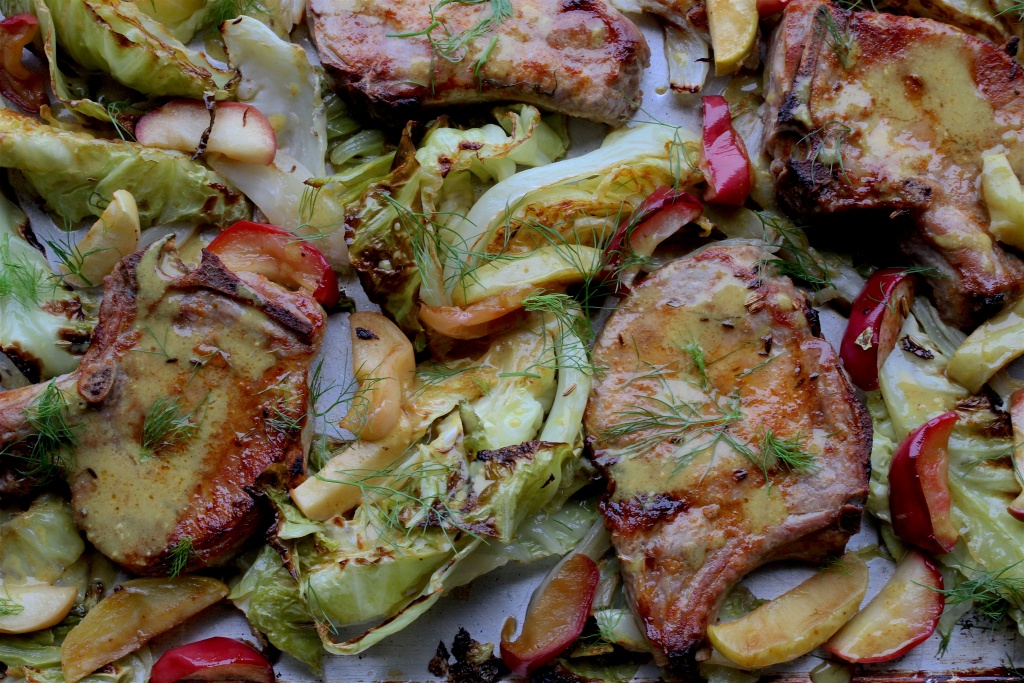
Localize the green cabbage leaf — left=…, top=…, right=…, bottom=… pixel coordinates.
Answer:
left=0, top=196, right=94, bottom=381
left=0, top=110, right=251, bottom=228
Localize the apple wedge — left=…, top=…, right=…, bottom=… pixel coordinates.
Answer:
left=135, top=100, right=277, bottom=165
left=825, top=549, right=943, bottom=663
left=707, top=554, right=868, bottom=669
left=151, top=637, right=274, bottom=683
left=839, top=269, right=915, bottom=391
left=501, top=553, right=600, bottom=675
left=61, top=576, right=228, bottom=683
left=0, top=582, right=77, bottom=634
left=1009, top=389, right=1024, bottom=520
left=889, top=411, right=959, bottom=555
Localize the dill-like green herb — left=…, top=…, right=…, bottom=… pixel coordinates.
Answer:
left=758, top=429, right=818, bottom=475
left=797, top=119, right=852, bottom=185
left=521, top=293, right=603, bottom=377
left=0, top=593, right=24, bottom=618
left=935, top=561, right=1024, bottom=623
left=46, top=234, right=108, bottom=288
left=814, top=5, right=853, bottom=68
left=104, top=100, right=138, bottom=146
left=140, top=395, right=206, bottom=459
left=682, top=339, right=710, bottom=391
left=132, top=324, right=174, bottom=360
left=199, top=0, right=266, bottom=30
left=268, top=406, right=303, bottom=434
left=0, top=234, right=56, bottom=309
left=167, top=537, right=194, bottom=578
left=391, top=0, right=513, bottom=66
left=0, top=381, right=81, bottom=481
left=997, top=1, right=1024, bottom=20
left=757, top=212, right=834, bottom=291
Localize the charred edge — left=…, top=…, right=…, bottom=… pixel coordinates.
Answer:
left=803, top=305, right=821, bottom=338
left=600, top=492, right=689, bottom=534
left=355, top=327, right=379, bottom=340
left=1, top=346, right=42, bottom=384
left=475, top=440, right=542, bottom=464
left=900, top=335, right=933, bottom=359
left=193, top=251, right=316, bottom=338
left=78, top=363, right=115, bottom=403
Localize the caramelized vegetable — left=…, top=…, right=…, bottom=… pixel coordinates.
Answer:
left=61, top=576, right=228, bottom=683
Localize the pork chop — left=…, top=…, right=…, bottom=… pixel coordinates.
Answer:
left=763, top=0, right=1024, bottom=327
left=584, top=243, right=871, bottom=670
left=307, top=0, right=649, bottom=126
left=0, top=239, right=324, bottom=575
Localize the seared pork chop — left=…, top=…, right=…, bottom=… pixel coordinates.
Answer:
left=308, top=0, right=649, bottom=126
left=0, top=239, right=324, bottom=574
left=584, top=243, right=871, bottom=670
left=763, top=0, right=1024, bottom=327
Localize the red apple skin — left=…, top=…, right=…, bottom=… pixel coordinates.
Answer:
left=150, top=637, right=274, bottom=683
left=600, top=187, right=703, bottom=293
left=840, top=269, right=915, bottom=391
left=825, top=549, right=943, bottom=663
left=500, top=554, right=600, bottom=676
left=135, top=100, right=276, bottom=165
left=207, top=221, right=339, bottom=307
left=756, top=0, right=790, bottom=14
left=889, top=411, right=959, bottom=555
left=1008, top=389, right=1024, bottom=521
left=701, top=96, right=752, bottom=206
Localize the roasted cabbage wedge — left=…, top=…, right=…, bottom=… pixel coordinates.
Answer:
left=0, top=110, right=251, bottom=228
left=867, top=313, right=1024, bottom=636
left=0, top=194, right=94, bottom=382
left=233, top=310, right=596, bottom=657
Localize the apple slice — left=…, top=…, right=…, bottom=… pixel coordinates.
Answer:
left=151, top=637, right=274, bottom=683
left=135, top=100, right=277, bottom=165
left=61, top=576, right=228, bottom=683
left=501, top=553, right=600, bottom=676
left=840, top=269, right=915, bottom=391
left=1008, top=390, right=1024, bottom=520
left=889, top=411, right=959, bottom=555
left=0, top=582, right=77, bottom=634
left=825, top=549, right=943, bottom=663
left=707, top=554, right=868, bottom=669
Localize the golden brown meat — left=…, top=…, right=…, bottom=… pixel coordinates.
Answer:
left=584, top=244, right=871, bottom=671
left=308, top=0, right=650, bottom=126
left=0, top=239, right=324, bottom=574
left=763, top=0, right=1024, bottom=327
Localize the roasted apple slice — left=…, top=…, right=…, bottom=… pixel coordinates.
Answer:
left=1008, top=390, right=1024, bottom=520
left=206, top=221, right=339, bottom=307
left=825, top=549, right=943, bottom=663
left=701, top=96, right=752, bottom=205
left=501, top=553, right=600, bottom=675
left=707, top=554, right=868, bottom=669
left=61, top=577, right=228, bottom=683
left=0, top=582, right=77, bottom=634
left=135, top=100, right=277, bottom=165
left=840, top=269, right=915, bottom=391
left=889, top=411, right=959, bottom=555
left=151, top=637, right=274, bottom=683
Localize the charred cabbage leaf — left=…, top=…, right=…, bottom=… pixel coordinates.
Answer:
left=43, top=0, right=235, bottom=100
left=0, top=494, right=84, bottom=584
left=0, top=195, right=94, bottom=381
left=346, top=105, right=567, bottom=344
left=0, top=110, right=251, bottom=228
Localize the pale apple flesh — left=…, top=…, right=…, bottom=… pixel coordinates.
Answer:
left=135, top=100, right=277, bottom=166
left=0, top=582, right=77, bottom=634
left=825, top=549, right=943, bottom=663
left=1008, top=390, right=1024, bottom=520
left=707, top=554, right=868, bottom=669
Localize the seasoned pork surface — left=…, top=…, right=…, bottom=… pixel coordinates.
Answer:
left=763, top=0, right=1024, bottom=327
left=584, top=244, right=871, bottom=670
left=308, top=0, right=649, bottom=126
left=0, top=240, right=324, bottom=574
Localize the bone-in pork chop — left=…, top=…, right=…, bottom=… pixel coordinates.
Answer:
left=0, top=239, right=324, bottom=575
left=584, top=243, right=871, bottom=671
left=763, top=0, right=1024, bottom=327
left=307, top=0, right=649, bottom=126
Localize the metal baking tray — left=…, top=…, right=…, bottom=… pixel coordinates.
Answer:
left=12, top=9, right=1024, bottom=682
